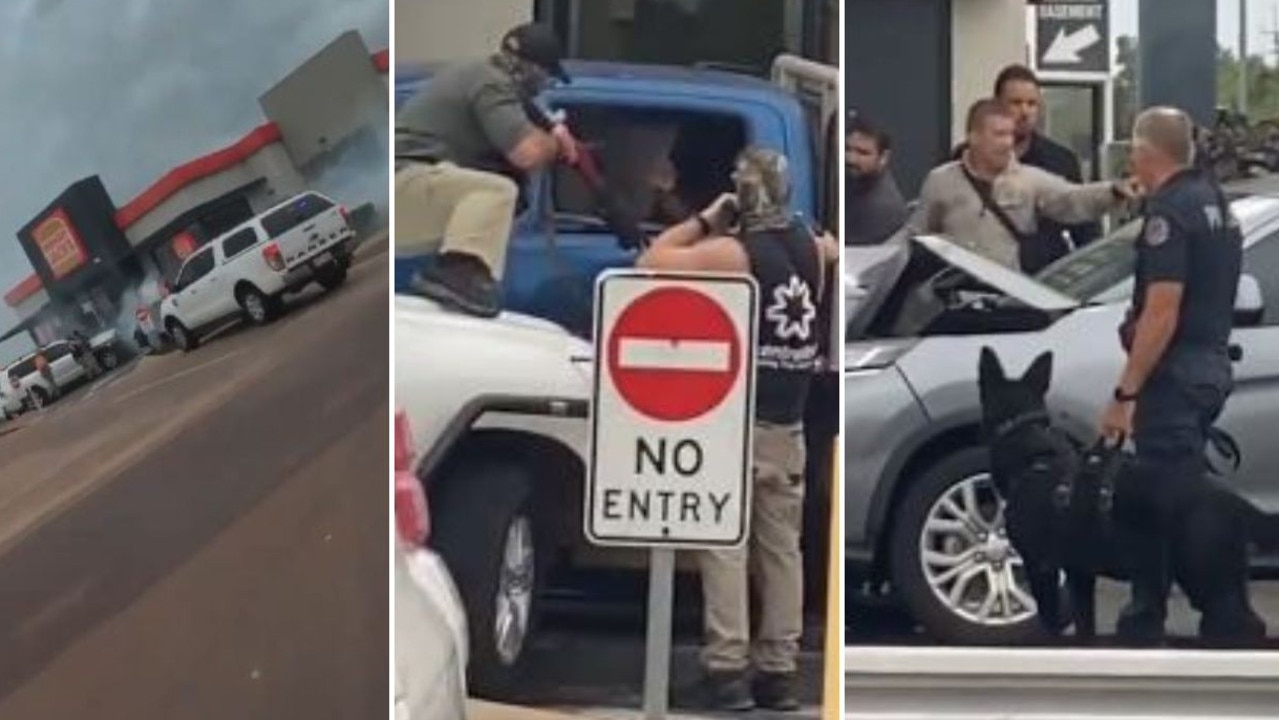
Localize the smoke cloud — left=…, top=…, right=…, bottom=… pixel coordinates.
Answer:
left=0, top=0, right=389, bottom=365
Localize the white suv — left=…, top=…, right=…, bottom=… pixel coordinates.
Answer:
left=6, top=341, right=91, bottom=410
left=160, top=191, right=355, bottom=351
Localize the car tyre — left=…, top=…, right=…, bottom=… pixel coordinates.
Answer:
left=317, top=263, right=348, bottom=292
left=237, top=285, right=278, bottom=325
left=98, top=348, right=119, bottom=370
left=431, top=460, right=542, bottom=700
left=167, top=319, right=199, bottom=353
left=889, top=446, right=1063, bottom=645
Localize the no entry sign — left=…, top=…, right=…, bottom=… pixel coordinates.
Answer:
left=586, top=271, right=758, bottom=548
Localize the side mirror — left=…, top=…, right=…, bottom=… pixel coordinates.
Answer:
left=1235, top=274, right=1264, bottom=327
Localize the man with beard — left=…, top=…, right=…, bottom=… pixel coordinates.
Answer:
left=845, top=112, right=908, bottom=246
left=395, top=23, right=581, bottom=317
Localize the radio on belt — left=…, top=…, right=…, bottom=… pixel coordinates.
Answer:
left=585, top=270, right=758, bottom=549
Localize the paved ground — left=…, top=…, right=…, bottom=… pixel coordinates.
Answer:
left=0, top=233, right=388, bottom=719
left=848, top=576, right=1279, bottom=648
left=488, top=589, right=827, bottom=719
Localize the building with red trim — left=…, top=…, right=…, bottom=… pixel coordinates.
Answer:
left=3, top=30, right=388, bottom=347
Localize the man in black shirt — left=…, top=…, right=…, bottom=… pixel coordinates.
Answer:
left=846, top=112, right=908, bottom=246
left=1101, top=106, right=1250, bottom=644
left=952, top=65, right=1100, bottom=272
left=638, top=147, right=838, bottom=712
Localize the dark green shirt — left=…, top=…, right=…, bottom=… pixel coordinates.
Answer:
left=395, top=58, right=534, bottom=172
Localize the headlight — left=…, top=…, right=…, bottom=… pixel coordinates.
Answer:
left=844, top=339, right=918, bottom=371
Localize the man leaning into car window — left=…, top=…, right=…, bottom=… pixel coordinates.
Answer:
left=637, top=147, right=838, bottom=712
left=909, top=98, right=1136, bottom=273
left=395, top=23, right=581, bottom=318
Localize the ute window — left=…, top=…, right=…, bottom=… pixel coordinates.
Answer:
left=44, top=343, right=72, bottom=361
left=220, top=227, right=260, bottom=258
left=550, top=105, right=748, bottom=234
left=261, top=193, right=334, bottom=238
left=1242, top=226, right=1279, bottom=327
left=177, top=248, right=216, bottom=289
left=9, top=358, right=36, bottom=378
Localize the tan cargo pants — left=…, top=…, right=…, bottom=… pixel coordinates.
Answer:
left=394, top=161, right=518, bottom=280
left=698, top=421, right=806, bottom=674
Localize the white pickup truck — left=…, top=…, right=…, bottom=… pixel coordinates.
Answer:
left=160, top=191, right=355, bottom=351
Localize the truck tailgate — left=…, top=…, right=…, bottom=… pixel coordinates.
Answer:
left=277, top=209, right=351, bottom=269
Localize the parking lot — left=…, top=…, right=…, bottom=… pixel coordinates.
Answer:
left=494, top=589, right=826, bottom=719
left=0, top=232, right=387, bottom=719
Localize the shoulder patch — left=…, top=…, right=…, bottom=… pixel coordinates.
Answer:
left=1143, top=216, right=1170, bottom=247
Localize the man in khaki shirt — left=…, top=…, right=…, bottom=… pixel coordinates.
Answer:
left=911, top=98, right=1136, bottom=271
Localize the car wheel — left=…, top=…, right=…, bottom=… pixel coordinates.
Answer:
left=317, top=263, right=348, bottom=292
left=99, top=349, right=119, bottom=370
left=30, top=387, right=49, bottom=410
left=167, top=320, right=199, bottom=352
left=237, top=285, right=277, bottom=325
left=889, top=446, right=1062, bottom=644
left=431, top=461, right=542, bottom=700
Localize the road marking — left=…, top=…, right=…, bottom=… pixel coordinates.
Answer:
left=617, top=338, right=731, bottom=372
left=112, top=349, right=246, bottom=405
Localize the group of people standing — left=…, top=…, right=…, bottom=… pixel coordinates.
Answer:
left=845, top=63, right=1111, bottom=274
left=851, top=62, right=1246, bottom=645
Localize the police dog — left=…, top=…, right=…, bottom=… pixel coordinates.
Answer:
left=977, top=347, right=1279, bottom=646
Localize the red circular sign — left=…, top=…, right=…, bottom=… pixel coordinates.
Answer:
left=606, top=286, right=741, bottom=422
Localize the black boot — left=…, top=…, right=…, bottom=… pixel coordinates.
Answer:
left=676, top=669, right=755, bottom=712
left=753, top=671, right=801, bottom=711
left=410, top=252, right=500, bottom=318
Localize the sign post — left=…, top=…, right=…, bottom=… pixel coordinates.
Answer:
left=586, top=271, right=758, bottom=719
left=1033, top=0, right=1110, bottom=78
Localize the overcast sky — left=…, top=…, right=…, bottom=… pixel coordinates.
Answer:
left=1112, top=0, right=1279, bottom=59
left=0, top=0, right=388, bottom=363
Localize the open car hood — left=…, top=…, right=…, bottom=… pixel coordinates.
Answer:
left=913, top=234, right=1081, bottom=312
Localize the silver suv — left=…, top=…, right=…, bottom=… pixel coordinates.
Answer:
left=845, top=188, right=1279, bottom=644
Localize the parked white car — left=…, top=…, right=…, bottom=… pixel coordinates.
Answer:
left=395, top=409, right=469, bottom=720
left=160, top=191, right=355, bottom=351
left=395, top=294, right=596, bottom=699
left=1, top=378, right=23, bottom=420
left=6, top=340, right=92, bottom=410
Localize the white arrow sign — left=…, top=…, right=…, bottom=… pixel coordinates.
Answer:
left=1043, top=24, right=1101, bottom=65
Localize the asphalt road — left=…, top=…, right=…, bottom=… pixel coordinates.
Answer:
left=848, top=577, right=1279, bottom=648
left=0, top=234, right=388, bottom=719
left=496, top=585, right=826, bottom=719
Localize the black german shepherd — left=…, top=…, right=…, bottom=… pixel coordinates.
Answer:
left=977, top=347, right=1279, bottom=646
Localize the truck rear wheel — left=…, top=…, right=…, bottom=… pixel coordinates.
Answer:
left=317, top=264, right=348, bottom=292
left=431, top=460, right=543, bottom=701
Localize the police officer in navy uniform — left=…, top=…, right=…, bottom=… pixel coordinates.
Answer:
left=1100, top=107, right=1247, bottom=643
left=638, top=147, right=839, bottom=712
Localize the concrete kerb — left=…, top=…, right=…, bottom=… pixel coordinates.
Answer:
left=469, top=702, right=803, bottom=719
